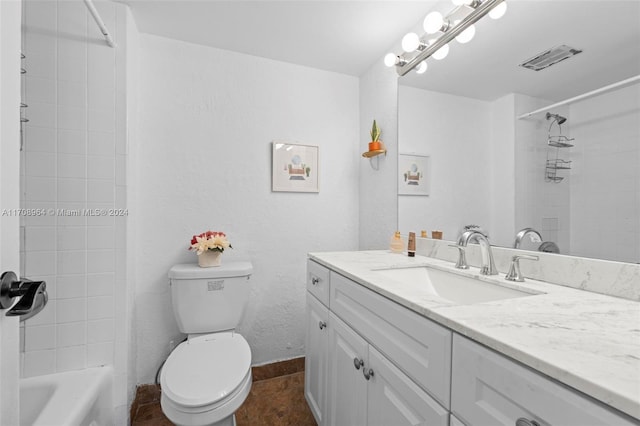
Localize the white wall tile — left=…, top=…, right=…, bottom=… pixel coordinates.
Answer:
left=56, top=226, right=87, bottom=251
left=25, top=31, right=56, bottom=56
left=25, top=0, right=57, bottom=32
left=86, top=204, right=115, bottom=226
left=57, top=55, right=87, bottom=84
left=56, top=298, right=87, bottom=323
left=57, top=0, right=86, bottom=36
left=87, top=250, right=114, bottom=273
left=115, top=155, right=125, bottom=185
left=87, top=226, right=115, bottom=249
left=23, top=349, right=56, bottom=378
left=87, top=273, right=114, bottom=297
left=57, top=322, right=87, bottom=347
left=26, top=76, right=56, bottom=104
left=24, top=251, right=56, bottom=276
left=57, top=129, right=86, bottom=155
left=25, top=176, right=56, bottom=202
left=88, top=86, right=114, bottom=110
left=25, top=126, right=56, bottom=153
left=56, top=203, right=87, bottom=227
left=57, top=250, right=86, bottom=275
left=24, top=299, right=55, bottom=327
left=88, top=319, right=114, bottom=343
left=58, top=80, right=86, bottom=108
left=87, top=342, right=114, bottom=367
left=88, top=156, right=114, bottom=180
left=24, top=226, right=56, bottom=252
left=87, top=296, right=114, bottom=320
left=27, top=102, right=57, bottom=128
left=87, top=180, right=114, bottom=203
left=25, top=152, right=56, bottom=177
left=57, top=178, right=86, bottom=203
left=87, top=131, right=115, bottom=156
left=25, top=50, right=57, bottom=80
left=58, top=106, right=87, bottom=131
left=23, top=202, right=56, bottom=227
left=56, top=345, right=86, bottom=372
left=56, top=275, right=87, bottom=299
left=88, top=108, right=115, bottom=133
left=57, top=154, right=86, bottom=179
left=24, top=325, right=56, bottom=351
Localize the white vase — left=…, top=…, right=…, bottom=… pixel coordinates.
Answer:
left=198, top=250, right=222, bottom=267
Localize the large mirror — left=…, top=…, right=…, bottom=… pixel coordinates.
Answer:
left=397, top=0, right=640, bottom=263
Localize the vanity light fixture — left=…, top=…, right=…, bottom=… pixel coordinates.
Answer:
left=385, top=0, right=507, bottom=76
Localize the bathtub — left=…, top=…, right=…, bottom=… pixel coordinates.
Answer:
left=20, top=366, right=113, bottom=426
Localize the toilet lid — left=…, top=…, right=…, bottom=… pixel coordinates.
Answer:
left=161, top=332, right=251, bottom=408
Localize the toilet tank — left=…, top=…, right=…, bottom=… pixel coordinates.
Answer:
left=168, top=261, right=252, bottom=334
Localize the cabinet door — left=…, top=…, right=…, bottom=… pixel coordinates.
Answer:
left=367, top=346, right=449, bottom=426
left=304, top=293, right=329, bottom=426
left=451, top=334, right=637, bottom=426
left=328, top=312, right=368, bottom=426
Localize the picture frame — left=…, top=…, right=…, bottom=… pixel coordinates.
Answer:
left=272, top=141, right=319, bottom=192
left=398, top=153, right=430, bottom=196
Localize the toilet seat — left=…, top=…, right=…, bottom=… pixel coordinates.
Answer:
left=160, top=332, right=252, bottom=425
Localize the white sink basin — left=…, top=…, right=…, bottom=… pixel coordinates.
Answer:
left=374, top=266, right=539, bottom=305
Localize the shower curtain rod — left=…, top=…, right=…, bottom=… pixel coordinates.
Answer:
left=83, top=0, right=116, bottom=48
left=517, top=74, right=640, bottom=120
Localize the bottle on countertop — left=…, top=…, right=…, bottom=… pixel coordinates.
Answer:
left=390, top=231, right=404, bottom=253
left=407, top=232, right=416, bottom=257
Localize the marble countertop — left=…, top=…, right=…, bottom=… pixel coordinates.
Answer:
left=308, top=250, right=640, bottom=420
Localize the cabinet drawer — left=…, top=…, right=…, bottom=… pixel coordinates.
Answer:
left=451, top=334, right=637, bottom=426
left=307, top=260, right=330, bottom=307
left=330, top=271, right=452, bottom=408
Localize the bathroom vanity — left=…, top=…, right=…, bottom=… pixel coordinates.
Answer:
left=304, top=251, right=640, bottom=426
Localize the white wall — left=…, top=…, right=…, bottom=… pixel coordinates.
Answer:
left=569, top=83, right=640, bottom=263
left=20, top=0, right=130, bottom=421
left=0, top=1, right=23, bottom=423
left=135, top=34, right=360, bottom=384
left=398, top=85, right=492, bottom=242
left=359, top=60, right=398, bottom=249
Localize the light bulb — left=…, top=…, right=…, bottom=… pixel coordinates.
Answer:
left=402, top=32, right=421, bottom=53
left=489, top=2, right=507, bottom=19
left=455, top=22, right=475, bottom=44
left=432, top=43, right=449, bottom=60
left=423, top=12, right=444, bottom=34
left=415, top=61, right=428, bottom=74
left=384, top=53, right=398, bottom=67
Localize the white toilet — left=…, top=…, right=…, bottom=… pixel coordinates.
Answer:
left=161, top=261, right=253, bottom=426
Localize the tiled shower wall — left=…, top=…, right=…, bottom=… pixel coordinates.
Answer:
left=19, top=0, right=129, bottom=417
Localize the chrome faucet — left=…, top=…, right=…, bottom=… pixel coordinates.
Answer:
left=513, top=227, right=543, bottom=249
left=457, top=230, right=498, bottom=275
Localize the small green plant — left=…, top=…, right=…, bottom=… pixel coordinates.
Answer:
left=370, top=120, right=381, bottom=142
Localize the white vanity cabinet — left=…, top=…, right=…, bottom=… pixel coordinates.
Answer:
left=328, top=311, right=449, bottom=426
left=305, top=261, right=331, bottom=425
left=451, top=334, right=638, bottom=426
left=306, top=260, right=451, bottom=426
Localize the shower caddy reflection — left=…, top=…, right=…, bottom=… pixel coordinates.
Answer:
left=545, top=112, right=573, bottom=182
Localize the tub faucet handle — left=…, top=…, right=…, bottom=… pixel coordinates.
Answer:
left=0, top=271, right=48, bottom=321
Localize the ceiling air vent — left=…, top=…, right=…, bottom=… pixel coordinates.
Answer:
left=519, top=45, right=583, bottom=71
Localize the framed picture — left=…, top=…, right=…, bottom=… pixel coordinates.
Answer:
left=272, top=142, right=319, bottom=192
left=398, top=153, right=430, bottom=196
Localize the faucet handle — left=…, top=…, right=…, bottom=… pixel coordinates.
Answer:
left=505, top=255, right=539, bottom=282
left=449, top=244, right=469, bottom=269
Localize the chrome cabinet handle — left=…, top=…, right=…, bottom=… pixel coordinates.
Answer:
left=311, top=277, right=320, bottom=285
left=318, top=321, right=326, bottom=330
left=353, top=358, right=364, bottom=370
left=362, top=367, right=374, bottom=380
left=516, top=418, right=540, bottom=426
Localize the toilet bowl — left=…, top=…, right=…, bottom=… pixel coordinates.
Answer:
left=163, top=262, right=253, bottom=425
left=161, top=332, right=252, bottom=426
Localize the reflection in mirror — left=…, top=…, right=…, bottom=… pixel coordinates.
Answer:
left=397, top=0, right=640, bottom=263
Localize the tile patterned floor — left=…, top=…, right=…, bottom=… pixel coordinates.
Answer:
left=131, top=371, right=317, bottom=426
